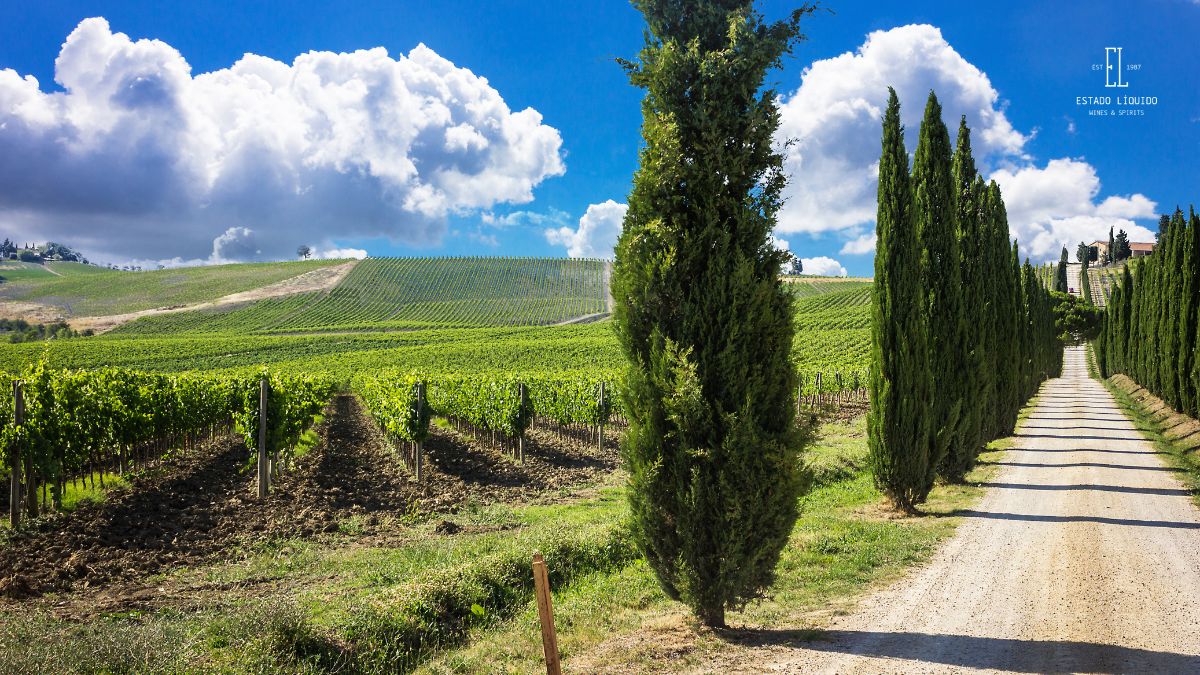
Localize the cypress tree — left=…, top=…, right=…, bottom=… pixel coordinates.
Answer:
left=1181, top=209, right=1200, bottom=417
left=990, top=183, right=1020, bottom=435
left=1055, top=246, right=1069, bottom=293
left=943, top=119, right=986, bottom=480
left=1159, top=210, right=1185, bottom=408
left=1013, top=242, right=1032, bottom=401
left=612, top=0, right=817, bottom=628
left=868, top=89, right=933, bottom=511
left=913, top=92, right=965, bottom=485
left=1108, top=227, right=1115, bottom=265
left=1079, top=253, right=1092, bottom=305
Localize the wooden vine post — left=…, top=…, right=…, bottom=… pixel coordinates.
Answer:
left=518, top=383, right=528, bottom=464
left=598, top=382, right=606, bottom=451
left=257, top=377, right=269, bottom=498
left=9, top=380, right=23, bottom=529
left=815, top=372, right=823, bottom=407
left=415, top=381, right=425, bottom=482
left=532, top=552, right=561, bottom=675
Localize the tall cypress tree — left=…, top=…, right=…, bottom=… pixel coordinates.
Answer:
left=868, top=89, right=933, bottom=511
left=1055, top=246, right=1069, bottom=293
left=1181, top=209, right=1200, bottom=417
left=989, top=183, right=1020, bottom=435
left=1156, top=210, right=1183, bottom=407
left=1108, top=227, right=1116, bottom=265
left=612, top=0, right=817, bottom=627
left=913, top=92, right=965, bottom=486
left=943, top=119, right=985, bottom=480
left=1013, top=242, right=1033, bottom=401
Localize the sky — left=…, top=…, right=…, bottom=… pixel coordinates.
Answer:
left=0, top=1, right=1197, bottom=276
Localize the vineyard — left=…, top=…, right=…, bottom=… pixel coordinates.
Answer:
left=116, top=257, right=610, bottom=334
left=0, top=259, right=341, bottom=318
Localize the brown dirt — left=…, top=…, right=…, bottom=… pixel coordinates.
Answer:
left=0, top=393, right=620, bottom=612
left=0, top=301, right=66, bottom=323
left=67, top=260, right=358, bottom=333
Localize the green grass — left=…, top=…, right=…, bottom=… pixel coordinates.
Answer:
left=117, top=257, right=610, bottom=334
left=0, top=262, right=59, bottom=283
left=418, top=416, right=1004, bottom=674
left=1101, top=377, right=1200, bottom=500
left=0, top=259, right=341, bottom=317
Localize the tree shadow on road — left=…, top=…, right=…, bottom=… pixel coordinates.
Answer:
left=937, top=509, right=1200, bottom=529
left=716, top=629, right=1200, bottom=673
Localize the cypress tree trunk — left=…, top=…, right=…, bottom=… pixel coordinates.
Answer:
left=613, top=0, right=818, bottom=627
left=868, top=89, right=932, bottom=511
left=912, top=92, right=965, bottom=490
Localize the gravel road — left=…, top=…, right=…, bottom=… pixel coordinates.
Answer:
left=772, top=345, right=1200, bottom=673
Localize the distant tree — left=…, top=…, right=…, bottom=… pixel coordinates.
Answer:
left=1055, top=246, right=1069, bottom=293
left=788, top=257, right=804, bottom=275
left=1157, top=213, right=1170, bottom=243
left=1076, top=241, right=1091, bottom=264
left=1114, top=229, right=1132, bottom=261
left=1108, top=227, right=1116, bottom=265
left=297, top=245, right=313, bottom=260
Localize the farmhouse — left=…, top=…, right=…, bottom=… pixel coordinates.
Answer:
left=1088, top=239, right=1157, bottom=263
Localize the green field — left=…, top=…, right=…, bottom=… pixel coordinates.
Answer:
left=116, top=257, right=610, bottom=334
left=0, top=259, right=341, bottom=317
left=0, top=263, right=871, bottom=395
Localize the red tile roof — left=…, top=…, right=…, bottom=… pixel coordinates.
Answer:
left=1130, top=242, right=1156, bottom=252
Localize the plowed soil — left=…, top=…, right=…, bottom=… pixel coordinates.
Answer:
left=0, top=394, right=620, bottom=603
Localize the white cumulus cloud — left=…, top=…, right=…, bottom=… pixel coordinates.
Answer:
left=990, top=159, right=1157, bottom=261
left=801, top=256, right=848, bottom=277
left=0, top=18, right=565, bottom=263
left=839, top=233, right=877, bottom=255
left=545, top=200, right=627, bottom=259
left=773, top=23, right=1157, bottom=263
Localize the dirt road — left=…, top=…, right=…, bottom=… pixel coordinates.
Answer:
left=770, top=345, right=1200, bottom=673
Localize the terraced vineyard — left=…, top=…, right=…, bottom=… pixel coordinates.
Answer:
left=784, top=277, right=872, bottom=298
left=118, top=257, right=610, bottom=334
left=0, top=259, right=341, bottom=317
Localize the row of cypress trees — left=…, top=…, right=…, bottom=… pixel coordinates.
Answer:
left=868, top=89, right=1062, bottom=511
left=1096, top=207, right=1200, bottom=418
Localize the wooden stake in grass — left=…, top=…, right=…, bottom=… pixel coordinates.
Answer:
left=532, top=552, right=561, bottom=675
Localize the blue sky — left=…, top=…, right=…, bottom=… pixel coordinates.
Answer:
left=1, top=1, right=1197, bottom=276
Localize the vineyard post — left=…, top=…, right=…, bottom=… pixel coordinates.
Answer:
left=836, top=372, right=843, bottom=402
left=816, top=372, right=823, bottom=407
left=257, top=377, right=269, bottom=498
left=9, top=380, right=23, bottom=528
left=518, top=383, right=528, bottom=464
left=598, top=382, right=606, bottom=451
left=415, top=382, right=425, bottom=482
left=532, top=552, right=562, bottom=675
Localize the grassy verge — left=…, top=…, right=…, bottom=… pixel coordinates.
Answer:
left=1101, top=377, right=1200, bottom=499
left=418, top=415, right=1006, bottom=674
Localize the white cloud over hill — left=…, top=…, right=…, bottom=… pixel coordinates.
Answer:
left=0, top=18, right=564, bottom=263
left=544, top=200, right=627, bottom=259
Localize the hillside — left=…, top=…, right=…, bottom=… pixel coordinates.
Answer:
left=116, top=257, right=611, bottom=334
left=0, top=259, right=344, bottom=320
